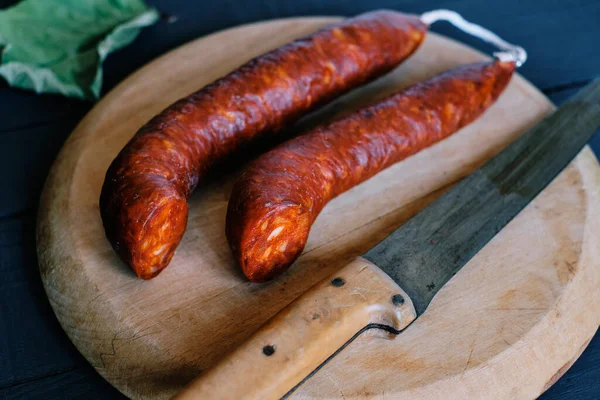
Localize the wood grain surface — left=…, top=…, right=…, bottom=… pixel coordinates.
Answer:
left=36, top=17, right=600, bottom=399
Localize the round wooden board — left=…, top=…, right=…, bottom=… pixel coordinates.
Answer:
left=37, top=17, right=600, bottom=400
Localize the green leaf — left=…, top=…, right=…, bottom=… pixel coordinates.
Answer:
left=0, top=0, right=159, bottom=100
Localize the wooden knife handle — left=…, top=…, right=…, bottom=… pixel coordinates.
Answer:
left=173, top=256, right=417, bottom=400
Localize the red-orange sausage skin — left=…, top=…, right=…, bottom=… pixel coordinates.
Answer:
left=227, top=61, right=516, bottom=282
left=99, top=11, right=427, bottom=279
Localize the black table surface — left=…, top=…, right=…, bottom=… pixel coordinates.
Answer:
left=1, top=0, right=599, bottom=398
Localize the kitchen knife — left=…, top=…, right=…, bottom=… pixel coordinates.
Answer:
left=175, top=78, right=600, bottom=400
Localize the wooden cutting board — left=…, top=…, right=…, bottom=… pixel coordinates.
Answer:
left=37, top=17, right=600, bottom=399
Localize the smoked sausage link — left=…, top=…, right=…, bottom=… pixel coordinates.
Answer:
left=227, top=60, right=516, bottom=282
left=100, top=11, right=426, bottom=279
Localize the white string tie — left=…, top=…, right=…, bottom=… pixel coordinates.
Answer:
left=420, top=9, right=527, bottom=67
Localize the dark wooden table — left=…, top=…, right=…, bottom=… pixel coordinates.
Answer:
left=1, top=0, right=598, bottom=398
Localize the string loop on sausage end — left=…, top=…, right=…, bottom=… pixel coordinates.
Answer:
left=420, top=9, right=527, bottom=67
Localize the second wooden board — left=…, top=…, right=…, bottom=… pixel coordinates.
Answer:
left=37, top=17, right=600, bottom=399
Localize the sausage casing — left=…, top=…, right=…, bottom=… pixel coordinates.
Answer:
left=100, top=11, right=426, bottom=279
left=227, top=60, right=516, bottom=282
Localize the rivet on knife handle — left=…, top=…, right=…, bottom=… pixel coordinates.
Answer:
left=172, top=257, right=416, bottom=400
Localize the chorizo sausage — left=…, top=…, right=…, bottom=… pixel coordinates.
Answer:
left=227, top=60, right=516, bottom=282
left=100, top=10, right=427, bottom=279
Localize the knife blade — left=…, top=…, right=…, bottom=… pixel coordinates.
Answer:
left=175, top=79, right=600, bottom=400
left=364, top=78, right=600, bottom=316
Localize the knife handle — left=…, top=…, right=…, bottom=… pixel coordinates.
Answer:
left=173, top=256, right=416, bottom=400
